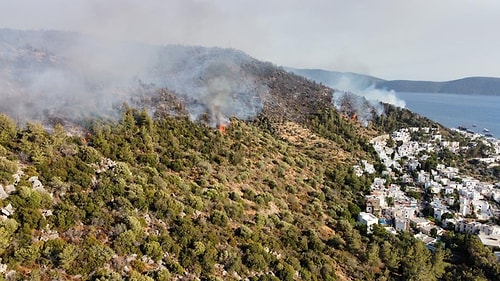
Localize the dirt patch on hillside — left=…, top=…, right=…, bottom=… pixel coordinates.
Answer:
left=275, top=121, right=349, bottom=161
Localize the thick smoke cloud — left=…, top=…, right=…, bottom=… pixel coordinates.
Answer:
left=328, top=75, right=406, bottom=108
left=149, top=46, right=268, bottom=126
left=3, top=1, right=499, bottom=81
left=330, top=77, right=405, bottom=126
left=332, top=91, right=384, bottom=126
left=0, top=29, right=268, bottom=127
left=0, top=30, right=148, bottom=123
left=317, top=73, right=405, bottom=126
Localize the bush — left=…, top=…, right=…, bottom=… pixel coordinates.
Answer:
left=0, top=157, right=17, bottom=184
left=210, top=210, right=229, bottom=227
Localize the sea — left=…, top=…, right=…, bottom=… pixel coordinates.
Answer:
left=394, top=92, right=500, bottom=139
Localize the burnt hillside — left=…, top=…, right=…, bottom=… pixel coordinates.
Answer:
left=0, top=28, right=364, bottom=133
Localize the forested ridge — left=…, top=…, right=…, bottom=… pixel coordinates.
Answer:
left=287, top=68, right=500, bottom=96
left=0, top=105, right=498, bottom=281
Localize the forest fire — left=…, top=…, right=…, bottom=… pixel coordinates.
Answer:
left=218, top=123, right=227, bottom=134
left=213, top=105, right=229, bottom=134
left=82, top=132, right=92, bottom=144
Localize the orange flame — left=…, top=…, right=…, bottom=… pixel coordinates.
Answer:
left=218, top=124, right=226, bottom=134
left=82, top=132, right=92, bottom=145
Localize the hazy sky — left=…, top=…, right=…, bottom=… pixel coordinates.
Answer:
left=1, top=0, right=499, bottom=81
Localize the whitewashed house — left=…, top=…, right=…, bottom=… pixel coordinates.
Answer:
left=358, top=212, right=379, bottom=231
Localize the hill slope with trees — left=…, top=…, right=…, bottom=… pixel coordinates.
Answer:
left=0, top=29, right=498, bottom=281
left=0, top=105, right=498, bottom=280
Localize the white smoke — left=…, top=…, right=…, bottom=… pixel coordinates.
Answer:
left=286, top=68, right=406, bottom=125
left=325, top=74, right=405, bottom=126
left=332, top=91, right=382, bottom=126
left=329, top=78, right=400, bottom=126
left=0, top=30, right=151, bottom=123
left=149, top=48, right=268, bottom=126
left=0, top=29, right=268, bottom=127
left=333, top=75, right=406, bottom=108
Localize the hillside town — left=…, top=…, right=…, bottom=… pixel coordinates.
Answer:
left=357, top=126, right=500, bottom=253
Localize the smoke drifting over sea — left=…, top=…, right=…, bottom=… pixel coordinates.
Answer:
left=285, top=68, right=406, bottom=126
left=0, top=29, right=268, bottom=127
left=325, top=75, right=404, bottom=126
left=331, top=75, right=406, bottom=126
left=331, top=75, right=406, bottom=108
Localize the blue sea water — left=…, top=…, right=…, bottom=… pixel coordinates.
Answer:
left=394, top=92, right=500, bottom=138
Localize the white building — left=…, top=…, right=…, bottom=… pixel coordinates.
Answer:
left=394, top=207, right=416, bottom=220
left=444, top=187, right=455, bottom=195
left=472, top=200, right=491, bottom=219
left=434, top=207, right=449, bottom=221
left=478, top=233, right=500, bottom=248
left=361, top=160, right=376, bottom=174
left=492, top=190, right=500, bottom=203
left=459, top=197, right=470, bottom=216
left=395, top=218, right=408, bottom=232
left=358, top=212, right=379, bottom=231
left=479, top=225, right=500, bottom=236
left=410, top=217, right=430, bottom=229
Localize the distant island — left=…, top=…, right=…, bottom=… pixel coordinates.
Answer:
left=286, top=67, right=500, bottom=96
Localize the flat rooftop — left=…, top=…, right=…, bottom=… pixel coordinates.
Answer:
left=478, top=234, right=500, bottom=248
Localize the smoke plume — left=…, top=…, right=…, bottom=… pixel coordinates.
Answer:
left=328, top=75, right=405, bottom=126
left=332, top=75, right=405, bottom=108
left=0, top=29, right=268, bottom=127
left=148, top=46, right=268, bottom=126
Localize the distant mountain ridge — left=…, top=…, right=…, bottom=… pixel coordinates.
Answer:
left=287, top=67, right=500, bottom=96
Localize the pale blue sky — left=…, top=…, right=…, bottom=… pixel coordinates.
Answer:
left=1, top=0, right=499, bottom=81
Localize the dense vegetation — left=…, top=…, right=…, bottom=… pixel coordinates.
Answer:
left=0, top=107, right=498, bottom=280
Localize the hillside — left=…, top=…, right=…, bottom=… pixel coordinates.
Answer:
left=287, top=68, right=500, bottom=96
left=1, top=107, right=499, bottom=281
left=283, top=68, right=383, bottom=90
left=0, top=29, right=499, bottom=280
left=0, top=109, right=446, bottom=281
left=377, top=77, right=500, bottom=95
